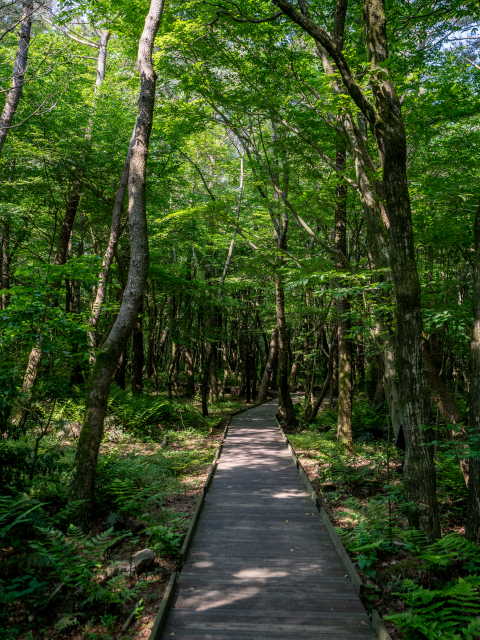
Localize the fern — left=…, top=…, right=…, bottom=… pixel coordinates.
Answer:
left=387, top=576, right=480, bottom=639
left=417, top=533, right=480, bottom=572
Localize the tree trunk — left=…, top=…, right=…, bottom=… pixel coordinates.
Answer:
left=16, top=24, right=111, bottom=413
left=466, top=197, right=480, bottom=542
left=131, top=304, right=144, bottom=395
left=371, top=355, right=385, bottom=405
left=114, top=347, right=127, bottom=390
left=252, top=341, right=258, bottom=401
left=336, top=296, right=353, bottom=449
left=70, top=0, right=165, bottom=523
left=275, top=271, right=295, bottom=424
left=257, top=328, right=277, bottom=403
left=0, top=1, right=33, bottom=157
left=184, top=347, right=195, bottom=397
left=239, top=307, right=248, bottom=397
left=289, top=334, right=302, bottom=392
left=88, top=128, right=135, bottom=357
left=209, top=345, right=219, bottom=402
left=309, top=339, right=337, bottom=421
left=334, top=144, right=353, bottom=450
left=423, top=339, right=469, bottom=484
left=364, top=0, right=440, bottom=539
left=201, top=345, right=213, bottom=417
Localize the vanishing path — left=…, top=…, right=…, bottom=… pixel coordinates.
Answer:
left=160, top=400, right=377, bottom=639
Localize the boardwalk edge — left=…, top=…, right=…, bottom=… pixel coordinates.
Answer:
left=274, top=416, right=392, bottom=640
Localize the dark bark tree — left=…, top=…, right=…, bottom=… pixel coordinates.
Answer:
left=70, top=0, right=165, bottom=523
left=184, top=346, right=195, bottom=397
left=114, top=347, right=127, bottom=390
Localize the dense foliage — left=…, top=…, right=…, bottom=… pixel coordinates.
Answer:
left=2, top=0, right=480, bottom=637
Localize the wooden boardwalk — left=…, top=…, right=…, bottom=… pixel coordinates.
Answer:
left=160, top=400, right=377, bottom=639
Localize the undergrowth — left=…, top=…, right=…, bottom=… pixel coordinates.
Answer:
left=0, top=386, right=235, bottom=639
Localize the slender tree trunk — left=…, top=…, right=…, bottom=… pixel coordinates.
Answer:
left=372, top=360, right=385, bottom=407
left=70, top=0, right=165, bottom=522
left=252, top=341, right=257, bottom=401
left=219, top=154, right=244, bottom=289
left=423, top=339, right=469, bottom=484
left=309, top=339, right=337, bottom=421
left=466, top=197, right=480, bottom=542
left=336, top=294, right=353, bottom=449
left=0, top=1, right=33, bottom=157
left=275, top=272, right=295, bottom=424
left=257, top=328, right=277, bottom=403
left=289, top=328, right=302, bottom=392
left=201, top=345, right=213, bottom=417
left=239, top=304, right=248, bottom=397
left=245, top=335, right=252, bottom=403
left=131, top=303, right=144, bottom=395
left=13, top=28, right=111, bottom=424
left=88, top=128, right=135, bottom=357
left=146, top=334, right=154, bottom=378
left=209, top=345, right=219, bottom=402
left=334, top=144, right=353, bottom=450
left=184, top=347, right=195, bottom=397
left=114, top=346, right=127, bottom=390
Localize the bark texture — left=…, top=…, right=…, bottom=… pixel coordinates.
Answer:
left=71, top=0, right=165, bottom=522
left=0, top=1, right=33, bottom=157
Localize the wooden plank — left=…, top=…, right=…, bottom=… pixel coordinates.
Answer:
left=320, top=507, right=364, bottom=596
left=148, top=571, right=177, bottom=640
left=161, top=629, right=376, bottom=640
left=274, top=415, right=365, bottom=598
left=163, top=618, right=376, bottom=637
left=203, top=462, right=217, bottom=496
left=371, top=610, right=392, bottom=640
left=175, top=592, right=365, bottom=604
left=178, top=492, right=204, bottom=565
